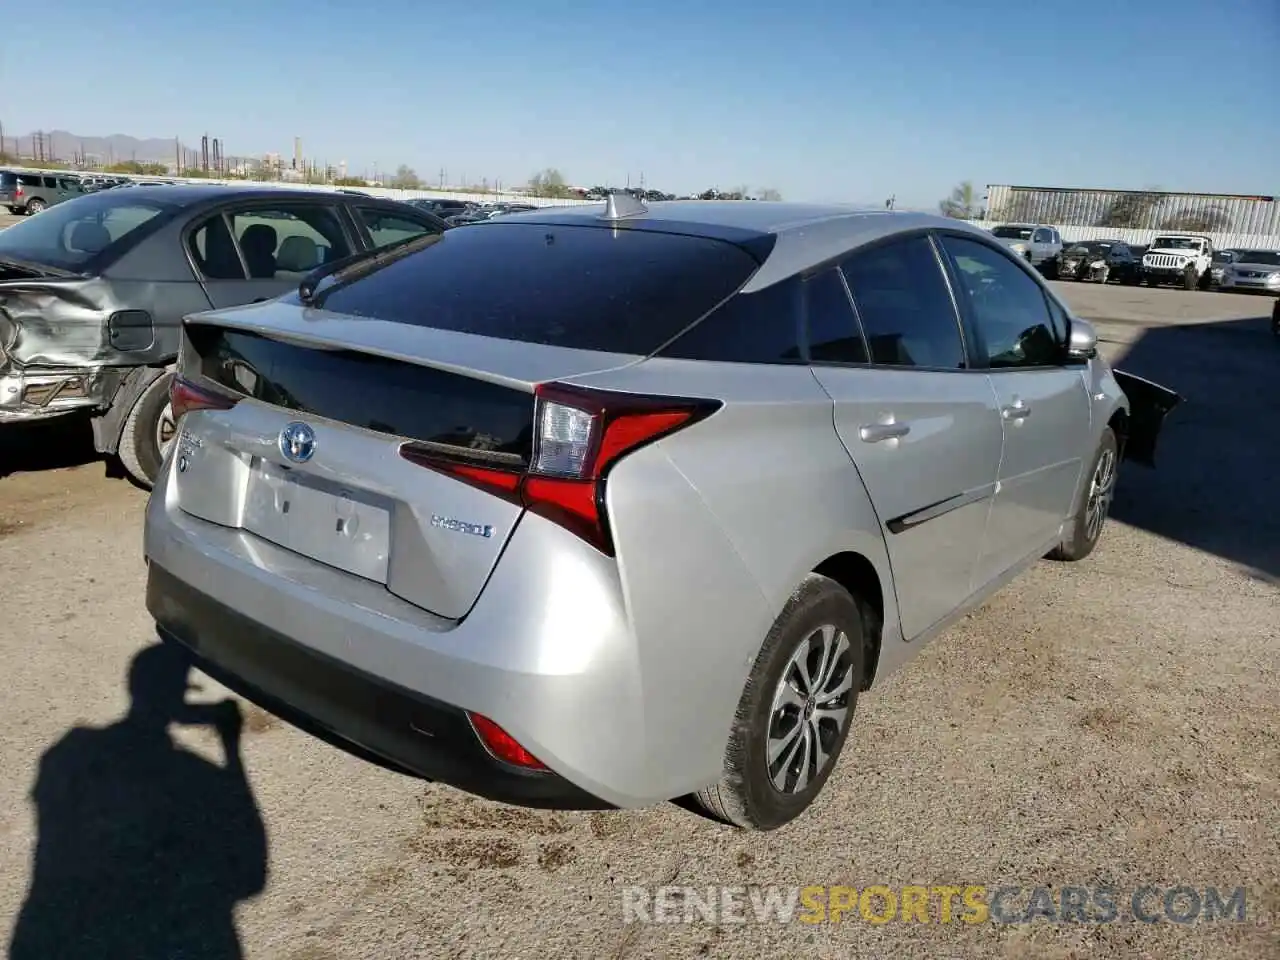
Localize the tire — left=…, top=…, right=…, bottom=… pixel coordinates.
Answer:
left=1043, top=257, right=1060, bottom=280
left=1048, top=427, right=1118, bottom=562
left=118, top=371, right=177, bottom=490
left=25, top=198, right=46, bottom=215
left=1182, top=265, right=1198, bottom=291
left=693, top=573, right=866, bottom=831
left=1271, top=301, right=1279, bottom=337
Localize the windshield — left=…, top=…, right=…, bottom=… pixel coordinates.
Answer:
left=1151, top=236, right=1204, bottom=251
left=1067, top=242, right=1111, bottom=254
left=1235, top=250, right=1280, bottom=266
left=992, top=226, right=1034, bottom=240
left=0, top=191, right=176, bottom=272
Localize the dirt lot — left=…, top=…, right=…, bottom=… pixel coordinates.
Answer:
left=1, top=282, right=1276, bottom=960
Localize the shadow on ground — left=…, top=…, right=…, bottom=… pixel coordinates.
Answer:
left=1107, top=312, right=1279, bottom=582
left=0, top=414, right=109, bottom=478
left=8, top=640, right=269, bottom=960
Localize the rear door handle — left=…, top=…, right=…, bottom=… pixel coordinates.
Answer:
left=1001, top=403, right=1032, bottom=421
left=859, top=422, right=911, bottom=443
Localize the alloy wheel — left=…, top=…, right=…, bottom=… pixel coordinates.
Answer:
left=766, top=624, right=856, bottom=794
left=1085, top=448, right=1117, bottom=542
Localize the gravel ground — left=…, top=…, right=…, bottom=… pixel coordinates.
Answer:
left=0, top=282, right=1277, bottom=960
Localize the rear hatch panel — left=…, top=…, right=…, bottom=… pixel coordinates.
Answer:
left=176, top=321, right=565, bottom=620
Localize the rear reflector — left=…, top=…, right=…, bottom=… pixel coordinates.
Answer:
left=400, top=382, right=720, bottom=555
left=467, top=712, right=547, bottom=770
left=169, top=375, right=241, bottom=420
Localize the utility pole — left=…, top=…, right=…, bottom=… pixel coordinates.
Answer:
left=175, top=137, right=181, bottom=173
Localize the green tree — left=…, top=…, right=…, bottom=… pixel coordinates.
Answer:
left=332, top=176, right=367, bottom=187
left=528, top=168, right=572, bottom=199
left=390, top=164, right=422, bottom=189
left=106, top=160, right=167, bottom=176
left=939, top=181, right=980, bottom=219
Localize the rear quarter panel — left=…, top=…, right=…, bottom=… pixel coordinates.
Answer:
left=576, top=360, right=900, bottom=794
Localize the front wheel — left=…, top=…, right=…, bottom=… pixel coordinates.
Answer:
left=1048, top=427, right=1118, bottom=562
left=117, top=371, right=177, bottom=489
left=693, top=574, right=866, bottom=831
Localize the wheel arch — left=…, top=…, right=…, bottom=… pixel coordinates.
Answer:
left=812, top=551, right=885, bottom=692
left=90, top=363, right=173, bottom=455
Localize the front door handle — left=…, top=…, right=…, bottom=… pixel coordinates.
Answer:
left=1001, top=403, right=1032, bottom=421
left=859, top=422, right=911, bottom=443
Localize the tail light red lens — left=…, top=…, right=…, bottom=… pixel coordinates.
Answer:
left=169, top=375, right=241, bottom=420
left=400, top=382, right=720, bottom=555
left=467, top=712, right=547, bottom=770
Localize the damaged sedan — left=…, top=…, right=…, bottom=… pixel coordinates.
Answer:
left=0, top=184, right=446, bottom=486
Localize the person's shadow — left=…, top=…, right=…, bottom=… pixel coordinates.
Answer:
left=9, top=640, right=269, bottom=959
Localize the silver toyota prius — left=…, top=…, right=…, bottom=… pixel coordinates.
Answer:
left=144, top=198, right=1180, bottom=830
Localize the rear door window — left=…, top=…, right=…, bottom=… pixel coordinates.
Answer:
left=353, top=206, right=444, bottom=251
left=805, top=268, right=867, bottom=364
left=314, top=222, right=766, bottom=355
left=839, top=235, right=967, bottom=369
left=189, top=204, right=353, bottom=280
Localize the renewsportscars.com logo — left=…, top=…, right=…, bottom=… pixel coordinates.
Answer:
left=622, top=884, right=1250, bottom=925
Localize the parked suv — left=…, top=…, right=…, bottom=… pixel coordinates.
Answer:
left=0, top=170, right=84, bottom=214
left=989, top=223, right=1063, bottom=277
left=144, top=201, right=1179, bottom=830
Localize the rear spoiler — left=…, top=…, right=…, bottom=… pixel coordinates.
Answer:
left=1113, top=370, right=1182, bottom=467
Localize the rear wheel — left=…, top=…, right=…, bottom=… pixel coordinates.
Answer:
left=1048, top=427, right=1118, bottom=562
left=694, top=574, right=866, bottom=831
left=25, top=198, right=46, bottom=215
left=118, top=371, right=177, bottom=490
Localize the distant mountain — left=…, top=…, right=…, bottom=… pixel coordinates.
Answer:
left=9, top=130, right=207, bottom=166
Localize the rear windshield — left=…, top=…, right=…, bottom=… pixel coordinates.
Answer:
left=312, top=221, right=764, bottom=354
left=0, top=190, right=176, bottom=272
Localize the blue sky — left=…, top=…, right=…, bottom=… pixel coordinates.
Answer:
left=4, top=0, right=1276, bottom=206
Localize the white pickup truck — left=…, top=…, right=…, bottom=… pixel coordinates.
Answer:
left=1139, top=234, right=1214, bottom=290
left=990, top=223, right=1064, bottom=277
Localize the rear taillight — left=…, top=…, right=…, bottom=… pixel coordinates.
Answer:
left=400, top=382, right=720, bottom=555
left=467, top=712, right=546, bottom=770
left=14, top=185, right=23, bottom=197
left=169, top=375, right=241, bottom=420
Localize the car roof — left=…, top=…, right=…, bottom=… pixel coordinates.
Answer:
left=100, top=183, right=402, bottom=206
left=499, top=200, right=992, bottom=292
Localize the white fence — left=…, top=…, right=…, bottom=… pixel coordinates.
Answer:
left=964, top=219, right=1280, bottom=252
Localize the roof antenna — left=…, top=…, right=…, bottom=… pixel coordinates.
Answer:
left=600, top=189, right=648, bottom=220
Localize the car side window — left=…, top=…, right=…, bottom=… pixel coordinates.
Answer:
left=659, top=276, right=803, bottom=363
left=805, top=268, right=867, bottom=364
left=940, top=235, right=1063, bottom=369
left=190, top=204, right=352, bottom=281
left=839, top=236, right=966, bottom=369
left=355, top=206, right=443, bottom=250
left=1032, top=228, right=1050, bottom=243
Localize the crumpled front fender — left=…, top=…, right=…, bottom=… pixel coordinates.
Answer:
left=1112, top=369, right=1182, bottom=467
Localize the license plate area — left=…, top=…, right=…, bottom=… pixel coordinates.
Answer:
left=243, top=457, right=392, bottom=583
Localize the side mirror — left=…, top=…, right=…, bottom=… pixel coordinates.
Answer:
left=1067, top=318, right=1098, bottom=360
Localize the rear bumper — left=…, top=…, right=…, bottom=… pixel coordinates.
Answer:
left=148, top=565, right=608, bottom=808
left=143, top=456, right=707, bottom=809
left=0, top=364, right=116, bottom=423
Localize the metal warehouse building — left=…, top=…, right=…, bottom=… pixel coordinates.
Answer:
left=985, top=185, right=1280, bottom=237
